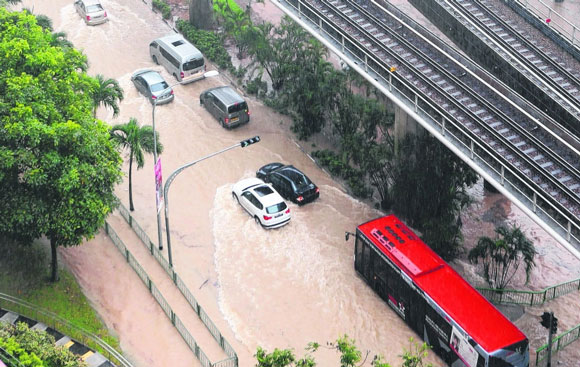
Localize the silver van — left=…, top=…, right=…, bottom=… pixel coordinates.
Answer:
left=200, top=86, right=250, bottom=128
left=149, top=34, right=205, bottom=84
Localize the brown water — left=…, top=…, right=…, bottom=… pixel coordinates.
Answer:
left=16, top=0, right=580, bottom=366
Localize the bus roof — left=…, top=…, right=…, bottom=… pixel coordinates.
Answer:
left=357, top=215, right=527, bottom=353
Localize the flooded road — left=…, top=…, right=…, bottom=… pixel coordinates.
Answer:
left=16, top=0, right=580, bottom=366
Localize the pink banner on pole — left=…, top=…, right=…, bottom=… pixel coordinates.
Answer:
left=155, top=158, right=163, bottom=213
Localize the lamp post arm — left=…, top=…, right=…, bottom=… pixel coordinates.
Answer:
left=162, top=141, right=242, bottom=267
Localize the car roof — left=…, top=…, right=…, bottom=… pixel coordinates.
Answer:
left=250, top=186, right=285, bottom=207
left=82, top=0, right=102, bottom=6
left=204, top=86, right=245, bottom=106
left=133, top=70, right=164, bottom=85
left=235, top=178, right=285, bottom=206
left=155, top=34, right=203, bottom=59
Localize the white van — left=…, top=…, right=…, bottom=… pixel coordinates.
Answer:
left=149, top=34, right=205, bottom=84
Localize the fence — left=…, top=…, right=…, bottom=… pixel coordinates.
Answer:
left=512, top=0, right=580, bottom=53
left=113, top=201, right=238, bottom=367
left=0, top=292, right=132, bottom=367
left=535, top=323, right=580, bottom=366
left=104, top=221, right=222, bottom=366
left=476, top=277, right=580, bottom=306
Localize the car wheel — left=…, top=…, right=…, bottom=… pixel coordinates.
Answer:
left=232, top=193, right=239, bottom=203
left=220, top=119, right=226, bottom=128
left=152, top=55, right=159, bottom=65
left=254, top=216, right=262, bottom=227
left=173, top=73, right=178, bottom=81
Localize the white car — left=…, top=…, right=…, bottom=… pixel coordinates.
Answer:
left=74, top=0, right=108, bottom=25
left=232, top=178, right=291, bottom=229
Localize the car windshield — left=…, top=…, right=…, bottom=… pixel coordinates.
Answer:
left=151, top=81, right=169, bottom=93
left=228, top=102, right=247, bottom=114
left=183, top=58, right=204, bottom=71
left=86, top=4, right=104, bottom=12
left=254, top=186, right=274, bottom=197
left=266, top=202, right=287, bottom=214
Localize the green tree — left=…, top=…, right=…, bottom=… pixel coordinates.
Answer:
left=0, top=0, right=21, bottom=7
left=0, top=322, right=86, bottom=367
left=110, top=118, right=163, bottom=212
left=390, top=133, right=477, bottom=261
left=255, top=336, right=431, bottom=367
left=90, top=74, right=124, bottom=118
left=0, top=9, right=123, bottom=282
left=468, top=225, right=536, bottom=289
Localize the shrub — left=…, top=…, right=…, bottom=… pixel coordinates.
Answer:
left=312, top=150, right=372, bottom=198
left=152, top=0, right=171, bottom=20
left=176, top=20, right=233, bottom=70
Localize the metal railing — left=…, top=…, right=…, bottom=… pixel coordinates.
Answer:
left=0, top=346, right=23, bottom=367
left=0, top=293, right=132, bottom=367
left=514, top=0, right=580, bottom=52
left=272, top=0, right=580, bottom=256
left=110, top=203, right=238, bottom=366
left=535, top=323, right=580, bottom=366
left=116, top=202, right=237, bottom=365
left=104, top=221, right=218, bottom=366
left=476, top=277, right=580, bottom=305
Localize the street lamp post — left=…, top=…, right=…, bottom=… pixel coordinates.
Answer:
left=163, top=136, right=261, bottom=267
left=151, top=70, right=219, bottom=251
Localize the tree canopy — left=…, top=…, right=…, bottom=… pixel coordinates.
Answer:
left=0, top=9, right=122, bottom=281
left=468, top=225, right=536, bottom=289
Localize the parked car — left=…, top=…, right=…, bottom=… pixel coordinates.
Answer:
left=232, top=177, right=291, bottom=229
left=74, top=0, right=108, bottom=25
left=131, top=69, right=174, bottom=105
left=256, top=163, right=320, bottom=205
left=200, top=86, right=250, bottom=128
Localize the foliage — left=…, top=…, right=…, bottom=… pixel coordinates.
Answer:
left=152, top=0, right=171, bottom=20
left=255, top=336, right=433, bottom=366
left=90, top=74, right=124, bottom=117
left=176, top=19, right=233, bottom=70
left=0, top=0, right=21, bottom=7
left=312, top=150, right=372, bottom=198
left=212, top=0, right=256, bottom=57
left=390, top=133, right=477, bottom=261
left=110, top=117, right=163, bottom=211
left=0, top=9, right=123, bottom=281
left=245, top=74, right=268, bottom=98
left=0, top=322, right=86, bottom=367
left=468, top=225, right=536, bottom=289
left=0, top=238, right=120, bottom=351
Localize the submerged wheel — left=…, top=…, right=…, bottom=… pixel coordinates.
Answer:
left=232, top=193, right=238, bottom=203
left=152, top=55, right=158, bottom=65
left=254, top=216, right=262, bottom=226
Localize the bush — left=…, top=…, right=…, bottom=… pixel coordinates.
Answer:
left=176, top=20, right=233, bottom=71
left=152, top=0, right=171, bottom=20
left=246, top=75, right=267, bottom=97
left=312, top=150, right=372, bottom=198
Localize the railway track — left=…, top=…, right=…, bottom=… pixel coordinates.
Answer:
left=296, top=0, right=580, bottom=226
left=442, top=0, right=580, bottom=133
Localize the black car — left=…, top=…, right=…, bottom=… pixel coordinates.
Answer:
left=256, top=163, right=319, bottom=205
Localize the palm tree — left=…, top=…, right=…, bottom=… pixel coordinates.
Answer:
left=468, top=225, right=536, bottom=290
left=91, top=74, right=124, bottom=118
left=110, top=118, right=163, bottom=211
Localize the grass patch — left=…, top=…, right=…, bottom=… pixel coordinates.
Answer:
left=0, top=238, right=120, bottom=350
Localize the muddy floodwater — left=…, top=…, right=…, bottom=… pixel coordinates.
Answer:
left=15, top=0, right=580, bottom=366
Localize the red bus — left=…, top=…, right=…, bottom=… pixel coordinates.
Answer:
left=353, top=215, right=529, bottom=367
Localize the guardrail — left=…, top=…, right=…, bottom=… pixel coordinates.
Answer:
left=272, top=0, right=580, bottom=256
left=0, top=346, right=23, bottom=367
left=476, top=277, right=580, bottom=305
left=0, top=293, right=132, bottom=367
left=535, top=323, right=580, bottom=366
left=513, top=0, right=580, bottom=53
left=112, top=201, right=238, bottom=367
left=104, top=221, right=221, bottom=366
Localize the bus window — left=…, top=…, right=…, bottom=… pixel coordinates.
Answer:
left=362, top=241, right=371, bottom=280
left=355, top=236, right=363, bottom=273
